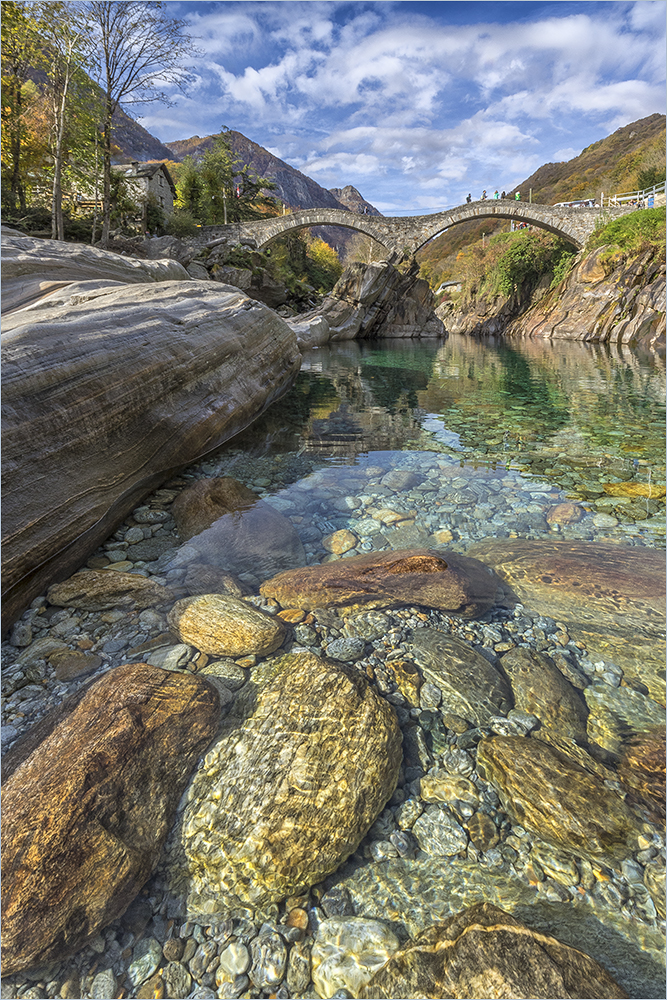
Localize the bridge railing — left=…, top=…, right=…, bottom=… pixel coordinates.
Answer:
left=602, top=181, right=665, bottom=208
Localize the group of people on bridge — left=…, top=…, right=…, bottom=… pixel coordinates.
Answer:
left=466, top=190, right=521, bottom=203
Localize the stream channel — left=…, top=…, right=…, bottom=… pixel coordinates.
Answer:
left=3, top=332, right=666, bottom=1000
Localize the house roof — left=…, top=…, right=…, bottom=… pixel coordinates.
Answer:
left=115, top=161, right=176, bottom=197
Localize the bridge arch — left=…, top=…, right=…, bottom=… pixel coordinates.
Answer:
left=203, top=200, right=630, bottom=258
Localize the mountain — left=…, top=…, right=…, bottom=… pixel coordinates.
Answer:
left=163, top=131, right=381, bottom=217
left=110, top=107, right=178, bottom=163
left=329, top=185, right=382, bottom=217
left=417, top=113, right=666, bottom=288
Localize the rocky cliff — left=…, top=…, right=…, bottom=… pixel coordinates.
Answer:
left=439, top=244, right=665, bottom=353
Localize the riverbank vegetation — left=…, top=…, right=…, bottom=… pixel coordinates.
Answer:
left=451, top=229, right=577, bottom=307
left=587, top=206, right=666, bottom=267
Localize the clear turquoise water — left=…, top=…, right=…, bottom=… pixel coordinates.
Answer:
left=205, top=334, right=666, bottom=547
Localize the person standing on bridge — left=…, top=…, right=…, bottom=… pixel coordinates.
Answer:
left=466, top=193, right=472, bottom=203
left=501, top=191, right=506, bottom=199
left=515, top=191, right=521, bottom=201
left=494, top=190, right=499, bottom=199
left=481, top=190, right=487, bottom=200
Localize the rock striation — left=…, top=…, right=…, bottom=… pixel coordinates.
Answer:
left=2, top=238, right=301, bottom=628
left=260, top=548, right=501, bottom=616
left=358, top=902, right=628, bottom=999
left=1, top=233, right=189, bottom=314
left=1, top=663, right=220, bottom=976
left=165, top=651, right=402, bottom=912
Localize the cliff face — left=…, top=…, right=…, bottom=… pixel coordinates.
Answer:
left=439, top=246, right=665, bottom=353
left=507, top=245, right=665, bottom=352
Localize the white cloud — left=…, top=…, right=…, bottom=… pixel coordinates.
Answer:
left=139, top=1, right=665, bottom=210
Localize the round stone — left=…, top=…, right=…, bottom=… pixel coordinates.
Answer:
left=311, top=917, right=400, bottom=1000
left=325, top=637, right=366, bottom=662
left=167, top=594, right=287, bottom=657
left=322, top=530, right=358, bottom=555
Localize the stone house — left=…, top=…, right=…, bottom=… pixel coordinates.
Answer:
left=113, top=161, right=176, bottom=220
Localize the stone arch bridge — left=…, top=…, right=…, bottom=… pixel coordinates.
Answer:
left=203, top=199, right=633, bottom=259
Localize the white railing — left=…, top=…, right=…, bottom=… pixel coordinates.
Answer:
left=602, top=180, right=665, bottom=208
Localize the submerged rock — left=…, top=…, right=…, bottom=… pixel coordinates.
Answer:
left=46, top=569, right=173, bottom=612
left=468, top=538, right=666, bottom=702
left=500, top=646, right=588, bottom=742
left=1, top=664, right=220, bottom=976
left=408, top=629, right=512, bottom=725
left=165, top=651, right=402, bottom=911
left=358, top=902, right=628, bottom=999
left=477, top=735, right=640, bottom=863
left=260, top=548, right=500, bottom=616
left=618, top=727, right=666, bottom=822
left=171, top=476, right=306, bottom=580
left=311, top=916, right=400, bottom=1000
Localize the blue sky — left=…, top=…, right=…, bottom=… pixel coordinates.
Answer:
left=133, top=1, right=666, bottom=213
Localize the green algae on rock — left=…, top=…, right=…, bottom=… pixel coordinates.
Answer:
left=164, top=651, right=402, bottom=912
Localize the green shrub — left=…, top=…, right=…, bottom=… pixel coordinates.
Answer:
left=165, top=211, right=200, bottom=237
left=459, top=229, right=577, bottom=302
left=587, top=206, right=666, bottom=257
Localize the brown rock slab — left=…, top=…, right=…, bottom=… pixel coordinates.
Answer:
left=45, top=569, right=173, bottom=612
left=165, top=651, right=402, bottom=910
left=408, top=629, right=512, bottom=725
left=477, top=735, right=640, bottom=863
left=171, top=477, right=306, bottom=580
left=1, top=663, right=220, bottom=976
left=386, top=659, right=422, bottom=706
left=465, top=812, right=499, bottom=852
left=260, top=548, right=500, bottom=617
left=500, top=646, right=588, bottom=742
left=358, top=902, right=628, bottom=999
left=168, top=594, right=287, bottom=656
left=467, top=539, right=665, bottom=636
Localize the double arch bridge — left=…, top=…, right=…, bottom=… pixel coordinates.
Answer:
left=202, top=198, right=633, bottom=260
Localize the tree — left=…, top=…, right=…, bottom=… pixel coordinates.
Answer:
left=83, top=1, right=196, bottom=245
left=1, top=1, right=41, bottom=211
left=172, top=132, right=279, bottom=226
left=37, top=2, right=97, bottom=239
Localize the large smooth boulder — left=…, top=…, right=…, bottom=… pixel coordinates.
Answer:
left=260, top=548, right=500, bottom=617
left=1, top=663, right=220, bottom=976
left=1, top=234, right=189, bottom=313
left=468, top=538, right=666, bottom=703
left=171, top=477, right=306, bottom=580
left=477, top=735, right=640, bottom=863
left=359, top=902, right=628, bottom=999
left=164, top=651, right=402, bottom=912
left=2, top=253, right=301, bottom=628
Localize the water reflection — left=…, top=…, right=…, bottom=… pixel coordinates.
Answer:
left=206, top=335, right=665, bottom=539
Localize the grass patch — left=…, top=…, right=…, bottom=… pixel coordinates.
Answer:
left=587, top=207, right=666, bottom=261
